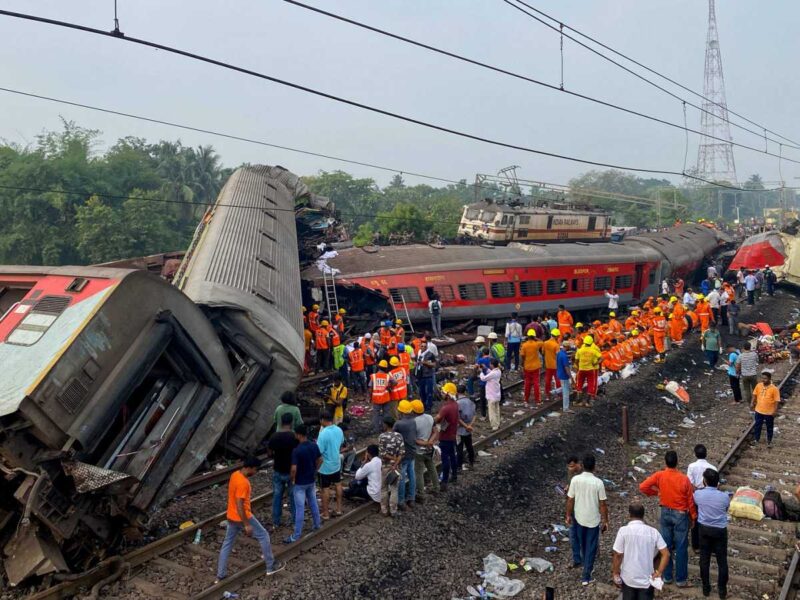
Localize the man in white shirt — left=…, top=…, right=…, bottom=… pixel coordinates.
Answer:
left=344, top=444, right=382, bottom=504
left=428, top=294, right=443, bottom=338
left=612, top=503, right=670, bottom=600
left=605, top=289, right=619, bottom=312
left=686, top=444, right=716, bottom=552
left=683, top=289, right=696, bottom=309
left=566, top=454, right=608, bottom=586
left=706, top=289, right=721, bottom=323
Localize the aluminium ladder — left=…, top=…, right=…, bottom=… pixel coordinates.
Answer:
left=322, top=269, right=339, bottom=323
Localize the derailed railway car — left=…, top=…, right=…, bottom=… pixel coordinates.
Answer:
left=0, top=267, right=236, bottom=584
left=308, top=224, right=728, bottom=322
left=175, top=165, right=305, bottom=456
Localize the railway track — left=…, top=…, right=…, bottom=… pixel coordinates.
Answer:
left=30, top=378, right=557, bottom=600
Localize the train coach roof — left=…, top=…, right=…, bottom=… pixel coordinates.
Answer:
left=316, top=241, right=661, bottom=279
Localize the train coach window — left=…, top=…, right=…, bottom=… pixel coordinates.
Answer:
left=519, top=280, right=542, bottom=297
left=6, top=295, right=70, bottom=346
left=546, top=279, right=568, bottom=295
left=615, top=275, right=633, bottom=289
left=425, top=285, right=455, bottom=301
left=490, top=282, right=516, bottom=298
left=458, top=283, right=487, bottom=300
left=501, top=215, right=509, bottom=225
left=593, top=276, right=612, bottom=290
left=518, top=216, right=530, bottom=225
left=571, top=278, right=591, bottom=293
left=389, top=287, right=422, bottom=303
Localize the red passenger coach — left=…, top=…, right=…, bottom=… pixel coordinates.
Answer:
left=307, top=224, right=727, bottom=322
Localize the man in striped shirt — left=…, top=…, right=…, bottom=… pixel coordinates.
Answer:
left=735, top=342, right=759, bottom=405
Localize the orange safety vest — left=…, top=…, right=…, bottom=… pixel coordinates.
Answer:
left=652, top=317, right=666, bottom=335
left=315, top=326, right=331, bottom=350
left=308, top=311, right=320, bottom=332
left=395, top=325, right=405, bottom=341
left=624, top=316, right=638, bottom=331
left=687, top=310, right=699, bottom=327
left=399, top=351, right=411, bottom=376
left=333, top=314, right=345, bottom=334
left=411, top=337, right=423, bottom=356
left=669, top=317, right=684, bottom=342
left=386, top=336, right=398, bottom=356
left=619, top=340, right=634, bottom=363
left=557, top=310, right=574, bottom=334
left=608, top=318, right=623, bottom=335
left=379, top=327, right=392, bottom=347
left=371, top=372, right=390, bottom=405
left=388, top=367, right=407, bottom=401
left=637, top=334, right=651, bottom=355
left=603, top=347, right=623, bottom=372
left=363, top=339, right=377, bottom=365
left=349, top=348, right=365, bottom=372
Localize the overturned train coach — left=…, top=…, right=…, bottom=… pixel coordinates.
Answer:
left=307, top=224, right=729, bottom=322
left=0, top=166, right=304, bottom=585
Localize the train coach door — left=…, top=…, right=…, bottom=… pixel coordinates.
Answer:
left=633, top=264, right=645, bottom=300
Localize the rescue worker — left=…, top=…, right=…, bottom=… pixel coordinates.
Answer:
left=385, top=329, right=399, bottom=358
left=602, top=339, right=624, bottom=373
left=388, top=356, right=408, bottom=409
left=348, top=340, right=367, bottom=394
left=557, top=304, right=574, bottom=335
left=315, top=319, right=336, bottom=372
left=628, top=329, right=644, bottom=359
left=695, top=294, right=714, bottom=334
left=618, top=333, right=635, bottom=364
left=520, top=329, right=543, bottom=405
left=607, top=312, right=623, bottom=335
left=370, top=360, right=393, bottom=433
left=308, top=304, right=320, bottom=333
left=542, top=327, right=561, bottom=397
left=625, top=310, right=640, bottom=331
left=333, top=308, right=346, bottom=335
left=363, top=332, right=377, bottom=377
left=574, top=335, right=602, bottom=406
left=651, top=307, right=667, bottom=363
left=394, top=319, right=405, bottom=343
left=303, top=326, right=312, bottom=375
left=378, top=321, right=393, bottom=356
left=668, top=313, right=684, bottom=346
left=489, top=332, right=506, bottom=366
left=672, top=298, right=686, bottom=329
left=302, top=306, right=308, bottom=329
left=685, top=308, right=699, bottom=334
left=399, top=343, right=415, bottom=396
left=332, top=335, right=347, bottom=383
left=643, top=296, right=655, bottom=311
left=673, top=277, right=685, bottom=297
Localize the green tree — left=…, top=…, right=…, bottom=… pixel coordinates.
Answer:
left=75, top=195, right=126, bottom=263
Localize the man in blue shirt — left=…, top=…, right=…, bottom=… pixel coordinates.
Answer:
left=725, top=344, right=741, bottom=403
left=316, top=411, right=345, bottom=520
left=504, top=313, right=523, bottom=371
left=475, top=347, right=492, bottom=419
left=285, top=424, right=322, bottom=544
left=556, top=340, right=574, bottom=413
left=693, top=469, right=730, bottom=599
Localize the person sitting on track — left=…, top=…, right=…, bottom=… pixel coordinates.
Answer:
left=344, top=444, right=382, bottom=505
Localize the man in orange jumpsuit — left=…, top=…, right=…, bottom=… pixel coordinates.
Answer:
left=607, top=311, right=623, bottom=335
left=618, top=336, right=635, bottom=363
left=308, top=304, right=320, bottom=334
left=520, top=329, right=543, bottom=405
left=602, top=340, right=624, bottom=372
left=651, top=308, right=667, bottom=362
left=625, top=310, right=640, bottom=331
left=668, top=313, right=684, bottom=346
left=557, top=305, right=574, bottom=336
left=695, top=294, right=713, bottom=333
left=542, top=328, right=561, bottom=396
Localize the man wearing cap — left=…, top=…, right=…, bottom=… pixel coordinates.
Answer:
left=388, top=356, right=408, bottom=408
left=413, top=399, right=438, bottom=499
left=625, top=310, right=639, bottom=332
left=608, top=312, right=622, bottom=335
left=504, top=312, right=523, bottom=370
left=393, top=400, right=418, bottom=510
left=370, top=360, right=393, bottom=433
left=651, top=308, right=667, bottom=363
left=520, top=329, right=543, bottom=405
left=575, top=335, right=602, bottom=406
left=489, top=332, right=505, bottom=364
left=394, top=318, right=406, bottom=343
left=435, top=384, right=460, bottom=488
left=542, top=328, right=561, bottom=397
left=307, top=304, right=320, bottom=334
left=333, top=308, right=346, bottom=335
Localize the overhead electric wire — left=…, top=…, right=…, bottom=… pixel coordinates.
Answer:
left=502, top=0, right=800, bottom=153
left=0, top=9, right=790, bottom=192
left=280, top=0, right=798, bottom=166
left=510, top=0, right=800, bottom=149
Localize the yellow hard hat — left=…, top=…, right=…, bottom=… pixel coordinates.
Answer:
left=583, top=335, right=594, bottom=345
left=668, top=313, right=674, bottom=319
left=378, top=360, right=389, bottom=369
left=793, top=333, right=800, bottom=340
left=551, top=328, right=561, bottom=337
left=398, top=400, right=413, bottom=414
left=795, top=324, right=800, bottom=331
left=321, top=319, right=329, bottom=326
left=395, top=319, right=403, bottom=324
left=526, top=329, right=537, bottom=337
left=631, top=329, right=640, bottom=336
left=442, top=382, right=458, bottom=396
left=312, top=304, right=319, bottom=310
left=338, top=308, right=346, bottom=314
left=410, top=399, right=424, bottom=414
left=575, top=322, right=584, bottom=329
left=632, top=310, right=639, bottom=316
left=609, top=312, right=616, bottom=318
left=654, top=308, right=662, bottom=314
left=670, top=296, right=678, bottom=303
left=696, top=294, right=704, bottom=300
left=389, top=356, right=400, bottom=367
left=302, top=306, right=307, bottom=312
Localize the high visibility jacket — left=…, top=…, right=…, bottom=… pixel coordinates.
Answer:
left=602, top=347, right=623, bottom=372
left=491, top=342, right=506, bottom=363
left=636, top=334, right=651, bottom=355
left=330, top=329, right=341, bottom=347
left=575, top=345, right=602, bottom=370
left=385, top=336, right=398, bottom=356
left=379, top=327, right=392, bottom=347
left=411, top=338, right=423, bottom=355
left=333, top=314, right=345, bottom=334
left=332, top=344, right=346, bottom=369
left=308, top=310, right=320, bottom=332
left=370, top=372, right=390, bottom=404
left=395, top=325, right=405, bottom=341
left=557, top=310, right=574, bottom=334
left=669, top=317, right=684, bottom=342
left=695, top=301, right=713, bottom=322
left=315, top=327, right=331, bottom=350
left=624, top=316, right=639, bottom=331
left=672, top=302, right=686, bottom=321
left=643, top=298, right=655, bottom=311
left=388, top=367, right=408, bottom=401
left=652, top=317, right=667, bottom=335
left=363, top=339, right=377, bottom=365
left=608, top=318, right=623, bottom=334
left=687, top=311, right=699, bottom=327
left=349, top=348, right=365, bottom=372
left=658, top=300, right=670, bottom=314
left=618, top=340, right=634, bottom=363
left=399, top=350, right=411, bottom=377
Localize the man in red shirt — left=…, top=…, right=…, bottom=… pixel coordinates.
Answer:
left=639, top=451, right=696, bottom=588
left=435, top=385, right=460, bottom=489
left=216, top=457, right=284, bottom=582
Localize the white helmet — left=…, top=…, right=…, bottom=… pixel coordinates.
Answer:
left=474, top=336, right=486, bottom=344
left=488, top=332, right=498, bottom=340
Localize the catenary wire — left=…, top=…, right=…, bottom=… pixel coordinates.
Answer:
left=509, top=0, right=800, bottom=149
left=501, top=0, right=800, bottom=153
left=280, top=0, right=799, bottom=164
left=0, top=9, right=795, bottom=193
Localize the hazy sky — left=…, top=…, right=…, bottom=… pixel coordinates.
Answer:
left=1, top=0, right=798, bottom=188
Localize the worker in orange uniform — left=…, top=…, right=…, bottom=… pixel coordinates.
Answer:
left=557, top=304, right=574, bottom=335
left=520, top=329, right=543, bottom=405
left=607, top=311, right=623, bottom=335
left=574, top=335, right=602, bottom=406
left=668, top=313, right=684, bottom=346
left=628, top=329, right=644, bottom=359
left=303, top=327, right=313, bottom=374
left=694, top=294, right=713, bottom=333
left=388, top=356, right=408, bottom=409
left=315, top=320, right=334, bottom=372
left=618, top=335, right=635, bottom=364
left=394, top=319, right=405, bottom=343
left=302, top=306, right=308, bottom=329
left=348, top=340, right=367, bottom=394
left=685, top=308, right=699, bottom=334
left=672, top=298, right=686, bottom=327
left=643, top=296, right=655, bottom=311
left=378, top=321, right=392, bottom=351
left=385, top=330, right=399, bottom=357
left=369, top=360, right=393, bottom=433
left=625, top=310, right=640, bottom=331
left=651, top=308, right=667, bottom=363
left=308, top=304, right=320, bottom=333
left=363, top=333, right=377, bottom=377
left=636, top=329, right=652, bottom=357
left=602, top=339, right=624, bottom=373
left=332, top=308, right=346, bottom=335
left=673, top=277, right=685, bottom=297
left=542, top=328, right=561, bottom=397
